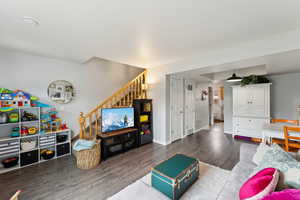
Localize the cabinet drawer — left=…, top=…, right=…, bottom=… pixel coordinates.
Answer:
left=236, top=118, right=267, bottom=130
left=39, top=134, right=56, bottom=148
left=0, top=140, right=20, bottom=156
left=236, top=128, right=262, bottom=138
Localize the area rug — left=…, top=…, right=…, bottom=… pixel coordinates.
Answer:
left=108, top=161, right=230, bottom=200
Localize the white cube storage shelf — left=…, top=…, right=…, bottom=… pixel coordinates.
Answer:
left=0, top=107, right=71, bottom=174
left=232, top=83, right=271, bottom=139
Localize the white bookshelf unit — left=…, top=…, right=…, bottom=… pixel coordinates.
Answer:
left=0, top=107, right=71, bottom=174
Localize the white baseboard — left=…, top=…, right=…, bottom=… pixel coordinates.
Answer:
left=153, top=139, right=170, bottom=146
left=194, top=124, right=210, bottom=133
left=224, top=129, right=233, bottom=135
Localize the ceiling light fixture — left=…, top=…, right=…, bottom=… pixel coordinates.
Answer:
left=226, top=73, right=242, bottom=82
left=22, top=16, right=40, bottom=27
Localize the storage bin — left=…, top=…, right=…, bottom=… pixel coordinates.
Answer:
left=56, top=143, right=70, bottom=157
left=75, top=140, right=100, bottom=170
left=2, top=157, right=19, bottom=168
left=21, top=140, right=36, bottom=151
left=140, top=115, right=149, bottom=122
left=41, top=150, right=55, bottom=160
left=20, top=150, right=38, bottom=166
left=56, top=135, right=68, bottom=143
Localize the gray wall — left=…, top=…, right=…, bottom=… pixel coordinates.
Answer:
left=0, top=47, right=144, bottom=135
left=268, top=73, right=300, bottom=119
left=224, top=72, right=300, bottom=133
left=223, top=82, right=234, bottom=133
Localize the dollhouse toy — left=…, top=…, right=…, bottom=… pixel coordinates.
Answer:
left=11, top=90, right=31, bottom=108
left=0, top=89, right=33, bottom=108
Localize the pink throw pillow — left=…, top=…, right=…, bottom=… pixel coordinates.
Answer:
left=239, top=168, right=279, bottom=200
left=262, top=189, right=300, bottom=200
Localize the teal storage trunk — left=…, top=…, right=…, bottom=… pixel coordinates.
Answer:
left=151, top=154, right=199, bottom=200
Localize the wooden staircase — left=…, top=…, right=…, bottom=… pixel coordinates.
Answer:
left=78, top=70, right=148, bottom=139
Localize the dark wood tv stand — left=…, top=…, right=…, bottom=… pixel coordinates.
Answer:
left=97, top=128, right=138, bottom=160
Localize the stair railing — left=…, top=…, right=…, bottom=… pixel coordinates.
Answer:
left=79, top=70, right=148, bottom=139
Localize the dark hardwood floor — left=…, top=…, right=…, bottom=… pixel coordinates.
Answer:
left=0, top=124, right=250, bottom=200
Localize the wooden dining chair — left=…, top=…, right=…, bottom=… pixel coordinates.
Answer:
left=9, top=190, right=21, bottom=200
left=270, top=118, right=299, bottom=145
left=284, top=126, right=300, bottom=152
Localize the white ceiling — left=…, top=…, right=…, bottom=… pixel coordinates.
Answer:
left=173, top=49, right=300, bottom=81
left=2, top=0, right=300, bottom=67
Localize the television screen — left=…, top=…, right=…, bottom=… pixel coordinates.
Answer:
left=101, top=107, right=134, bottom=133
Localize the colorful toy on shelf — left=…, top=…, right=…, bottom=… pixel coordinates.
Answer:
left=21, top=127, right=29, bottom=136
left=40, top=108, right=67, bottom=133
left=11, top=90, right=31, bottom=107
left=0, top=88, right=13, bottom=108
left=60, top=123, right=68, bottom=130
left=0, top=107, right=15, bottom=112
left=0, top=89, right=32, bottom=108
left=34, top=101, right=51, bottom=108
left=28, top=127, right=37, bottom=135
left=0, top=88, right=13, bottom=95
left=51, top=118, right=62, bottom=132
left=0, top=87, right=69, bottom=136
left=11, top=127, right=20, bottom=137
left=21, top=111, right=37, bottom=121
left=8, top=112, right=19, bottom=123
left=30, top=96, right=39, bottom=107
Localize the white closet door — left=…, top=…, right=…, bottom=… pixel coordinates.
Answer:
left=184, top=80, right=195, bottom=136
left=170, top=78, right=184, bottom=142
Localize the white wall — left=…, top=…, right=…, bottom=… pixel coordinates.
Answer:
left=0, top=48, right=144, bottom=136
left=148, top=28, right=300, bottom=145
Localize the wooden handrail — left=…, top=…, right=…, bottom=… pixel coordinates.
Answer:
left=79, top=70, right=148, bottom=139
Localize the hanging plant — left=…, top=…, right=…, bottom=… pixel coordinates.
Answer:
left=240, top=75, right=270, bottom=86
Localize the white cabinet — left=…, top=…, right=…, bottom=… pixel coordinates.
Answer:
left=232, top=83, right=271, bottom=138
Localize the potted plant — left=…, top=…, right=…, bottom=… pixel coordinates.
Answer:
left=240, top=75, right=270, bottom=86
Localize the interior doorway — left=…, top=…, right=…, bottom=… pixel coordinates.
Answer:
left=212, top=85, right=224, bottom=124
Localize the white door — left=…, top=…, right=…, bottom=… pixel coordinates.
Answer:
left=184, top=80, right=195, bottom=136
left=170, top=77, right=184, bottom=142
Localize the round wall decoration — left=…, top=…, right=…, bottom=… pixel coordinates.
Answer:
left=47, top=80, right=74, bottom=104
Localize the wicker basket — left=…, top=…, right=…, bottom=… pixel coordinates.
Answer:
left=75, top=140, right=101, bottom=170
